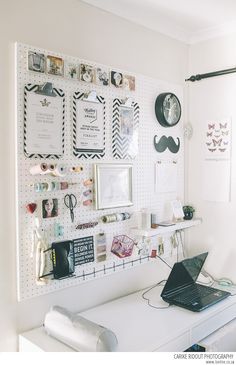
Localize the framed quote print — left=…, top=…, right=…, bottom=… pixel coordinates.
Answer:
left=24, top=83, right=65, bottom=159
left=73, top=91, right=105, bottom=159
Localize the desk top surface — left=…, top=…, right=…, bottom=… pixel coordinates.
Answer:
left=20, top=285, right=236, bottom=352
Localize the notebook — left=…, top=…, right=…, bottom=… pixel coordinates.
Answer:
left=161, top=252, right=230, bottom=312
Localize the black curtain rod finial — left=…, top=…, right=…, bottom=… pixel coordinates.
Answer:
left=185, top=66, right=236, bottom=82
left=185, top=75, right=202, bottom=82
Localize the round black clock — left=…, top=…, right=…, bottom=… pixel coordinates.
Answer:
left=155, top=92, right=181, bottom=127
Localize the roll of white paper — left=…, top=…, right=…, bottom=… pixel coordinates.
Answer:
left=44, top=306, right=118, bottom=352
left=30, top=163, right=48, bottom=175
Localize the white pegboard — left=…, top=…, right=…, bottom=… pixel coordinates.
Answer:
left=15, top=43, right=184, bottom=301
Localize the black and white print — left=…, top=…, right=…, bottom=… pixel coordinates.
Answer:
left=65, top=62, right=78, bottom=80
left=110, top=71, right=123, bottom=88
left=28, top=51, right=45, bottom=73
left=205, top=119, right=231, bottom=159
left=96, top=67, right=109, bottom=86
left=80, top=64, right=94, bottom=83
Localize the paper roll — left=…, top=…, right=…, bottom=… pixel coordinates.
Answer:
left=30, top=163, right=48, bottom=175
left=44, top=306, right=118, bottom=352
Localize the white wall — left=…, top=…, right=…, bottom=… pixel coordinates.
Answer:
left=0, top=0, right=188, bottom=351
left=186, top=33, right=236, bottom=281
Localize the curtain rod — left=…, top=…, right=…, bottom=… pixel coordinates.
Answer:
left=185, top=66, right=236, bottom=82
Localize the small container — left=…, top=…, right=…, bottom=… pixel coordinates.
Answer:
left=141, top=209, right=151, bottom=230
left=111, top=235, right=135, bottom=258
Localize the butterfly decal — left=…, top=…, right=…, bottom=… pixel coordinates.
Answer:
left=214, top=134, right=221, bottom=138
left=220, top=123, right=227, bottom=129
left=222, top=131, right=229, bottom=136
left=214, top=129, right=220, bottom=133
left=207, top=132, right=213, bottom=137
left=208, top=148, right=217, bottom=152
left=212, top=139, right=222, bottom=147
left=208, top=124, right=215, bottom=129
left=219, top=148, right=226, bottom=152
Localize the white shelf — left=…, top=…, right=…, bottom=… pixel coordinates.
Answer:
left=130, top=218, right=202, bottom=237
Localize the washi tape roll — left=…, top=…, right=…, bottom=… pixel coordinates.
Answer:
left=48, top=163, right=56, bottom=173
left=83, top=178, right=93, bottom=187
left=83, top=189, right=92, bottom=197
left=52, top=165, right=67, bottom=177
left=83, top=199, right=93, bottom=206
left=30, top=163, right=48, bottom=175
left=60, top=182, right=69, bottom=190
left=70, top=166, right=83, bottom=173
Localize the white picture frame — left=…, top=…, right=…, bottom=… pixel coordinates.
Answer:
left=94, top=163, right=133, bottom=210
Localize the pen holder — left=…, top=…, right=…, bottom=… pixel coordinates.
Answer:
left=111, top=235, right=135, bottom=258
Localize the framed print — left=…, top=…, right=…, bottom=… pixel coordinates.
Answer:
left=205, top=118, right=231, bottom=160
left=123, top=75, right=135, bottom=91
left=110, top=70, right=123, bottom=88
left=96, top=67, right=109, bottom=86
left=42, top=198, right=58, bottom=219
left=80, top=63, right=94, bottom=83
left=65, top=62, right=78, bottom=80
left=24, top=84, right=65, bottom=158
left=47, top=55, right=64, bottom=76
left=94, top=163, right=133, bottom=210
left=112, top=98, right=139, bottom=159
left=73, top=91, right=105, bottom=159
left=28, top=51, right=45, bottom=73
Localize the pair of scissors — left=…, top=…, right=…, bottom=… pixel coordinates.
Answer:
left=64, top=194, right=77, bottom=223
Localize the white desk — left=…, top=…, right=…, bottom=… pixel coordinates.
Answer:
left=19, top=286, right=236, bottom=352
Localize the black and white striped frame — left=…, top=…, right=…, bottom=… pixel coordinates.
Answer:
left=24, top=83, right=65, bottom=159
left=112, top=98, right=139, bottom=159
left=73, top=91, right=106, bottom=159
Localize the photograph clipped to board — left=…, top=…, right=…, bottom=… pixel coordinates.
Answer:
left=112, top=98, right=139, bottom=159
left=73, top=91, right=105, bottom=159
left=24, top=83, right=65, bottom=158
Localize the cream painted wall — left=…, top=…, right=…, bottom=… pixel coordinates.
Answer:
left=0, top=0, right=188, bottom=351
left=186, top=33, right=236, bottom=282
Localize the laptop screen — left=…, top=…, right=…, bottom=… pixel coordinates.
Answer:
left=161, top=252, right=208, bottom=297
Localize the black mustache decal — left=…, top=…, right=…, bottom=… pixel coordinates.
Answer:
left=154, top=135, right=180, bottom=154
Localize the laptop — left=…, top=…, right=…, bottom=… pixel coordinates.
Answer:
left=161, top=252, right=231, bottom=312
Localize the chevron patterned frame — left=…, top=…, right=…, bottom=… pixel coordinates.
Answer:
left=73, top=91, right=106, bottom=159
left=112, top=98, right=139, bottom=159
left=24, top=83, right=65, bottom=159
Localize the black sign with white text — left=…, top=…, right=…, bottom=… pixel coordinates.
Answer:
left=74, top=236, right=94, bottom=266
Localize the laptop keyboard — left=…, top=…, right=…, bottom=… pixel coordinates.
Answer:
left=174, top=285, right=217, bottom=304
